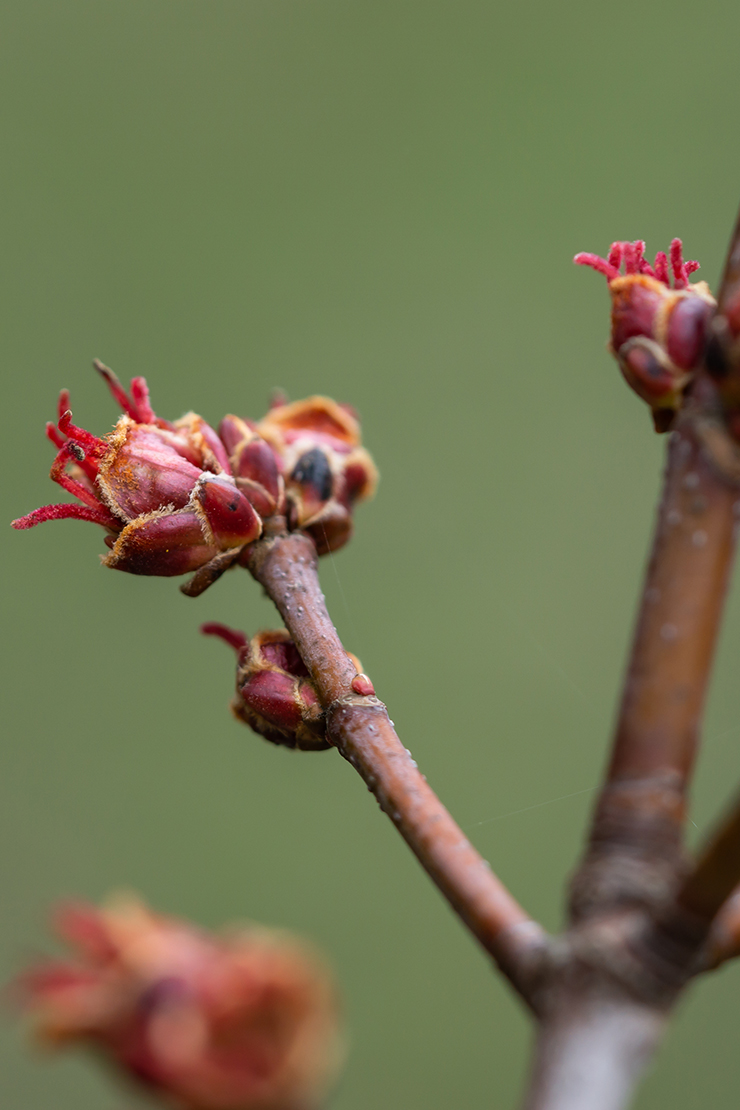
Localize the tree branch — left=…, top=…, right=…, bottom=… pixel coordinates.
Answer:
left=247, top=524, right=548, bottom=1002
left=571, top=392, right=739, bottom=920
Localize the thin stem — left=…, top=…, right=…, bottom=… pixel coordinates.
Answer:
left=247, top=526, right=548, bottom=1001
left=700, top=887, right=740, bottom=970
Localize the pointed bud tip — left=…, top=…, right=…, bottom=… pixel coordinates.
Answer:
left=351, top=673, right=375, bottom=696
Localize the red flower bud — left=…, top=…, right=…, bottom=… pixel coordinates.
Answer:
left=11, top=363, right=262, bottom=594
left=255, top=397, right=378, bottom=554
left=17, top=896, right=343, bottom=1110
left=202, top=624, right=365, bottom=751
left=574, top=239, right=716, bottom=431
left=218, top=415, right=284, bottom=519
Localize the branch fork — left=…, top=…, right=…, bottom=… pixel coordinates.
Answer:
left=243, top=217, right=740, bottom=1110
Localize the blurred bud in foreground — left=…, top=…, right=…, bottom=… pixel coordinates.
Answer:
left=255, top=396, right=378, bottom=554
left=201, top=623, right=366, bottom=751
left=11, top=363, right=262, bottom=595
left=17, top=896, right=343, bottom=1110
left=574, top=239, right=716, bottom=431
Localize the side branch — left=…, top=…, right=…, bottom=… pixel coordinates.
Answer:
left=658, top=796, right=740, bottom=971
left=700, top=888, right=740, bottom=969
left=679, top=797, right=740, bottom=924
left=247, top=527, right=547, bottom=1001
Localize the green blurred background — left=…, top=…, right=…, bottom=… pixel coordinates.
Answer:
left=2, top=2, right=740, bottom=1106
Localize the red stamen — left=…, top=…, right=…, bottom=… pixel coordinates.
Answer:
left=93, top=360, right=139, bottom=420
left=46, top=422, right=67, bottom=449
left=670, top=238, right=690, bottom=288
left=607, top=242, right=624, bottom=270
left=11, top=502, right=118, bottom=530
left=623, top=242, right=641, bottom=274
left=573, top=253, right=620, bottom=282
left=639, top=260, right=656, bottom=277
left=130, top=377, right=156, bottom=424
left=50, top=446, right=104, bottom=510
left=577, top=238, right=700, bottom=290
left=201, top=622, right=249, bottom=653
left=57, top=411, right=109, bottom=457
left=654, top=251, right=669, bottom=285
left=57, top=390, right=71, bottom=425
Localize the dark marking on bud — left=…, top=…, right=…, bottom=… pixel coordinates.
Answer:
left=292, top=449, right=333, bottom=501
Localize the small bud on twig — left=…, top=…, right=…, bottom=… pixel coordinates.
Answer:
left=575, top=239, right=716, bottom=431
left=202, top=623, right=365, bottom=751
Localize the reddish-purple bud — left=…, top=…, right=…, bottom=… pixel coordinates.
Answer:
left=12, top=365, right=263, bottom=593
left=575, top=239, right=716, bottom=431
left=256, top=396, right=377, bottom=554
left=218, top=415, right=283, bottom=518
left=202, top=624, right=364, bottom=751
left=351, top=673, right=375, bottom=696
left=17, top=895, right=343, bottom=1110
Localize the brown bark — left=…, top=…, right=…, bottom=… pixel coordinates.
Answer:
left=571, top=411, right=739, bottom=923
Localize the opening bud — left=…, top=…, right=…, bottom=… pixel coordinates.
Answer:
left=255, top=396, right=378, bottom=554
left=11, top=364, right=263, bottom=595
left=218, top=414, right=284, bottom=519
left=574, top=239, right=716, bottom=431
left=202, top=623, right=364, bottom=751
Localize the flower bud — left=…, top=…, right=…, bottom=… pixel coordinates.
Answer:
left=218, top=414, right=284, bottom=519
left=256, top=396, right=378, bottom=554
left=574, top=239, right=716, bottom=431
left=11, top=363, right=262, bottom=594
left=17, top=895, right=343, bottom=1110
left=202, top=623, right=364, bottom=751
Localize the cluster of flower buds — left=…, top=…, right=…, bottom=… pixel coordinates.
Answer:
left=202, top=623, right=367, bottom=751
left=12, top=364, right=377, bottom=592
left=18, top=895, right=342, bottom=1110
left=11, top=363, right=263, bottom=594
left=574, top=239, right=716, bottom=431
